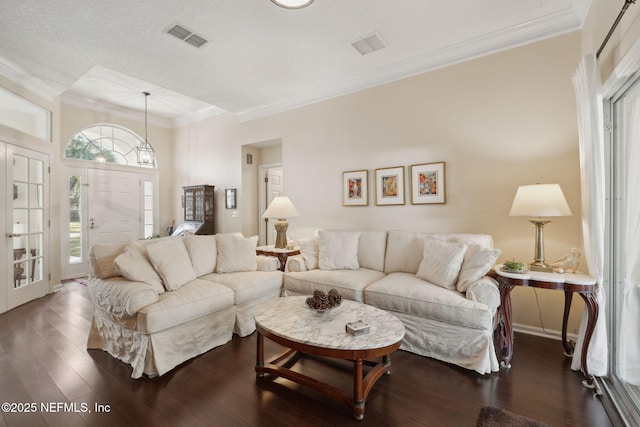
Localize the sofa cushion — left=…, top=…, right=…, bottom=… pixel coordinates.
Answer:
left=456, top=244, right=501, bottom=292
left=284, top=268, right=385, bottom=302
left=216, top=234, right=258, bottom=273
left=202, top=271, right=283, bottom=306
left=416, top=237, right=467, bottom=290
left=295, top=236, right=319, bottom=270
left=146, top=238, right=197, bottom=291
left=136, top=279, right=235, bottom=334
left=384, top=230, right=427, bottom=274
left=357, top=230, right=387, bottom=272
left=113, top=241, right=165, bottom=294
left=318, top=230, right=360, bottom=270
left=183, top=234, right=217, bottom=276
left=89, top=242, right=126, bottom=279
left=364, top=272, right=493, bottom=330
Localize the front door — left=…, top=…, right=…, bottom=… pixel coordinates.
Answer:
left=4, top=144, right=49, bottom=312
left=87, top=168, right=141, bottom=248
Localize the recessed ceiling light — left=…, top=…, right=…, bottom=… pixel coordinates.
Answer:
left=271, top=0, right=315, bottom=9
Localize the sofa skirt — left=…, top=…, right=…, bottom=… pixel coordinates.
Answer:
left=87, top=305, right=236, bottom=378
left=390, top=310, right=500, bottom=375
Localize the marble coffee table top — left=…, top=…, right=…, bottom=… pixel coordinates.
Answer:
left=254, top=296, right=405, bottom=351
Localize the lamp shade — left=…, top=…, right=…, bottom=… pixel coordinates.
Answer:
left=262, top=196, right=299, bottom=219
left=509, top=184, right=572, bottom=217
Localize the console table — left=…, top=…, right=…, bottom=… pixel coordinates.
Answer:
left=489, top=266, right=600, bottom=392
left=256, top=245, right=300, bottom=272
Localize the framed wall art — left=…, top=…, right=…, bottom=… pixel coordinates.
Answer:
left=375, top=166, right=405, bottom=206
left=410, top=162, right=446, bottom=204
left=342, top=170, right=368, bottom=206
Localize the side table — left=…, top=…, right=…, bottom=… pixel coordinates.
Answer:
left=256, top=245, right=301, bottom=272
left=489, top=266, right=601, bottom=394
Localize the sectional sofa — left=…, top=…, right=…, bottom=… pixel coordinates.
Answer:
left=86, top=229, right=501, bottom=378
left=86, top=233, right=282, bottom=378
left=284, top=230, right=502, bottom=374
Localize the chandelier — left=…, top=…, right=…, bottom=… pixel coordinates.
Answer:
left=136, top=91, right=156, bottom=167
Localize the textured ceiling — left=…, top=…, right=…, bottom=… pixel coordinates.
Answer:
left=0, top=0, right=591, bottom=125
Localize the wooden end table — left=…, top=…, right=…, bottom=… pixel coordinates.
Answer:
left=489, top=266, right=601, bottom=394
left=254, top=296, right=405, bottom=420
left=256, top=245, right=300, bottom=272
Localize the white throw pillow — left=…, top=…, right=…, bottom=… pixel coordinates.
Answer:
left=216, top=234, right=259, bottom=273
left=183, top=234, right=217, bottom=277
left=295, top=236, right=319, bottom=270
left=416, top=237, right=467, bottom=290
left=89, top=241, right=126, bottom=279
left=113, top=241, right=165, bottom=294
left=318, top=230, right=360, bottom=270
left=456, top=244, right=501, bottom=292
left=146, top=238, right=197, bottom=291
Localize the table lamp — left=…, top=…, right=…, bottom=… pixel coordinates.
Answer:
left=509, top=183, right=572, bottom=272
left=262, top=196, right=299, bottom=248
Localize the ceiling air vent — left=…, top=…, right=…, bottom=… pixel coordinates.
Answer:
left=351, top=33, right=385, bottom=56
left=165, top=23, right=208, bottom=48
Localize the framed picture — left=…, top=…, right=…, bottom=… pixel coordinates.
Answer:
left=410, top=162, right=446, bottom=204
left=375, top=166, right=405, bottom=206
left=225, top=188, right=237, bottom=209
left=342, top=170, right=368, bottom=206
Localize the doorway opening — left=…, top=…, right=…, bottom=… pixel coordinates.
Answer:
left=241, top=139, right=282, bottom=246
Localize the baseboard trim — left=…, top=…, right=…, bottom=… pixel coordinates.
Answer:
left=52, top=282, right=63, bottom=293
left=513, top=322, right=578, bottom=342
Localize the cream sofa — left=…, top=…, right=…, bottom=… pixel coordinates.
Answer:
left=86, top=233, right=282, bottom=378
left=284, top=230, right=501, bottom=375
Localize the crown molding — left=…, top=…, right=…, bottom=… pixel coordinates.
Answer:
left=61, top=92, right=176, bottom=129
left=237, top=7, right=583, bottom=122
left=0, top=56, right=62, bottom=102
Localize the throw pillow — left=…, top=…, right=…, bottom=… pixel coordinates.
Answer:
left=183, top=234, right=217, bottom=276
left=89, top=241, right=126, bottom=279
left=318, top=230, right=360, bottom=270
left=416, top=236, right=467, bottom=290
left=113, top=241, right=165, bottom=294
left=295, top=236, right=319, bottom=270
left=146, top=238, right=197, bottom=291
left=456, top=244, right=501, bottom=292
left=216, top=234, right=259, bottom=273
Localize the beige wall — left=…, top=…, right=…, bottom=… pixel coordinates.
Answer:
left=174, top=32, right=587, bottom=334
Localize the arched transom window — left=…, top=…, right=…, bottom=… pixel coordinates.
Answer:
left=64, top=124, right=156, bottom=168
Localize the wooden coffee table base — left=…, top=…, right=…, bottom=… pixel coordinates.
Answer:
left=256, top=329, right=400, bottom=421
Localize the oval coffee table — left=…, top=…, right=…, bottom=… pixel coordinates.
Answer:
left=254, top=296, right=405, bottom=420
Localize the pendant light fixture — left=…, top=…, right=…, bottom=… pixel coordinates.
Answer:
left=136, top=91, right=156, bottom=167
left=271, top=0, right=314, bottom=9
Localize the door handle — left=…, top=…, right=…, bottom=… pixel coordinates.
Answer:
left=7, top=233, right=22, bottom=238
left=90, top=219, right=98, bottom=229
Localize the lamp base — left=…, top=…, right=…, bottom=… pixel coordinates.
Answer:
left=273, top=219, right=289, bottom=249
left=528, top=263, right=554, bottom=273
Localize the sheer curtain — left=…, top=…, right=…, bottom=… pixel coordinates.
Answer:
left=619, top=96, right=640, bottom=384
left=570, top=53, right=608, bottom=376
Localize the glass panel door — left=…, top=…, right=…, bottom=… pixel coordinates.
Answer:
left=6, top=145, right=49, bottom=310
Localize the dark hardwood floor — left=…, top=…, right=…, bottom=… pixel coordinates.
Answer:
left=0, top=281, right=612, bottom=427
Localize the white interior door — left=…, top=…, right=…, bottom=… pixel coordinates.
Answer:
left=259, top=165, right=283, bottom=245
left=87, top=168, right=141, bottom=248
left=4, top=144, right=49, bottom=312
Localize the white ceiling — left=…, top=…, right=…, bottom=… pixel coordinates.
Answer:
left=0, top=0, right=592, bottom=126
